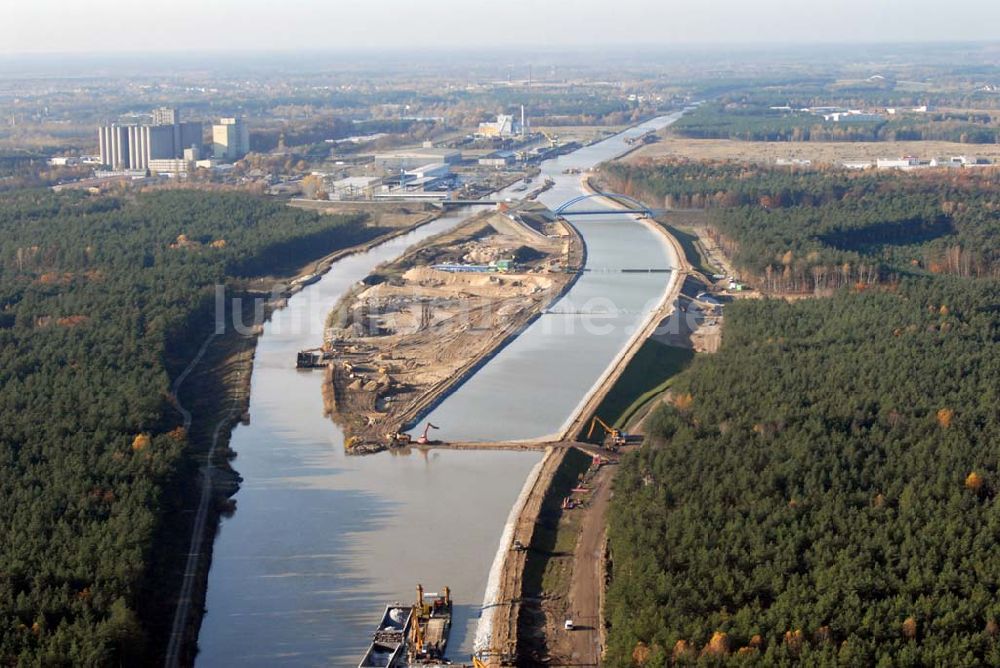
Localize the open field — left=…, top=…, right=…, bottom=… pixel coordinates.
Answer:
left=533, top=124, right=628, bottom=146
left=287, top=199, right=438, bottom=228
left=628, top=134, right=1000, bottom=165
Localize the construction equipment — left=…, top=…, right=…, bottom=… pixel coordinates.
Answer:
left=387, top=431, right=412, bottom=447
left=416, top=422, right=439, bottom=445
left=539, top=129, right=559, bottom=147
left=408, top=584, right=452, bottom=664
left=586, top=415, right=626, bottom=451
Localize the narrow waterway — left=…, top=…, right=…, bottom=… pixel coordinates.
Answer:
left=196, top=112, right=682, bottom=666
left=422, top=115, right=681, bottom=440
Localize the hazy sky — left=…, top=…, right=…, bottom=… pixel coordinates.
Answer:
left=2, top=0, right=999, bottom=53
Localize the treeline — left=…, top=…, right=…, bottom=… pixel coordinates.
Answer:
left=0, top=189, right=376, bottom=664
left=606, top=277, right=1000, bottom=666
left=602, top=161, right=1000, bottom=290
left=673, top=102, right=999, bottom=144
left=672, top=105, right=885, bottom=142
left=248, top=116, right=437, bottom=153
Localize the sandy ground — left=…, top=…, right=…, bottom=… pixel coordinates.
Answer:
left=628, top=134, right=1000, bottom=166
left=323, top=209, right=580, bottom=450
left=566, top=463, right=614, bottom=666
left=533, top=125, right=628, bottom=146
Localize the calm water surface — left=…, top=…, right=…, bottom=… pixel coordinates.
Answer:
left=196, top=112, right=682, bottom=665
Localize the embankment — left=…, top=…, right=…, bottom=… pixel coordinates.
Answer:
left=401, top=220, right=586, bottom=433
left=475, top=445, right=601, bottom=664
left=556, top=178, right=689, bottom=442
left=475, top=183, right=689, bottom=665
left=161, top=211, right=443, bottom=667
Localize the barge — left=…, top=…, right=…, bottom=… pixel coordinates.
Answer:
left=359, top=585, right=453, bottom=668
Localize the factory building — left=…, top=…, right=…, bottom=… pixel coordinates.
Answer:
left=212, top=117, right=250, bottom=160
left=98, top=107, right=203, bottom=170
left=373, top=148, right=461, bottom=170
left=477, top=108, right=527, bottom=139
left=152, top=107, right=179, bottom=126
left=479, top=151, right=517, bottom=168
left=330, top=176, right=382, bottom=201
left=477, top=114, right=515, bottom=138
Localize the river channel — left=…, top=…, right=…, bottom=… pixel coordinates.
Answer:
left=196, top=112, right=682, bottom=666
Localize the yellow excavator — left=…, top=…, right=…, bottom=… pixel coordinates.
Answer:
left=586, top=416, right=626, bottom=451
left=539, top=129, right=559, bottom=147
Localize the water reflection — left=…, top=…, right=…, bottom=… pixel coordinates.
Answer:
left=197, top=113, right=682, bottom=665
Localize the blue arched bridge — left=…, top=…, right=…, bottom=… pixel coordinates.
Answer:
left=438, top=191, right=660, bottom=218
left=554, top=192, right=656, bottom=217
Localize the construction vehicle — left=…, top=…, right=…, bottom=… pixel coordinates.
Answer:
left=586, top=415, right=626, bottom=451
left=408, top=584, right=452, bottom=664
left=539, top=129, right=559, bottom=147
left=415, top=422, right=439, bottom=445
left=386, top=431, right=412, bottom=447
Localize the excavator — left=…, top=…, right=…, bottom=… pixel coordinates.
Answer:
left=386, top=423, right=441, bottom=447
left=416, top=422, right=439, bottom=445
left=409, top=584, right=452, bottom=663
left=586, top=416, right=626, bottom=451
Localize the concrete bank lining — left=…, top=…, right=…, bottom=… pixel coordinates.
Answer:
left=473, top=447, right=553, bottom=655
left=554, top=178, right=685, bottom=442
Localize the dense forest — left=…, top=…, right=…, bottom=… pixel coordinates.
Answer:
left=606, top=277, right=1000, bottom=665
left=0, top=189, right=378, bottom=664
left=673, top=101, right=999, bottom=144
left=602, top=161, right=1000, bottom=290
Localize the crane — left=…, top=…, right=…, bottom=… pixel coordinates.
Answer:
left=586, top=416, right=625, bottom=451
left=416, top=422, right=439, bottom=445
left=539, top=129, right=559, bottom=147
left=410, top=585, right=425, bottom=657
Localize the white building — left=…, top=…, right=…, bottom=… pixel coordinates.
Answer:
left=330, top=176, right=382, bottom=201
left=404, top=163, right=450, bottom=179
left=876, top=158, right=919, bottom=170
left=477, top=114, right=516, bottom=138
left=373, top=148, right=461, bottom=170
left=823, top=111, right=884, bottom=122
left=212, top=117, right=250, bottom=160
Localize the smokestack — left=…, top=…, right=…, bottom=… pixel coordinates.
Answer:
left=520, top=105, right=525, bottom=137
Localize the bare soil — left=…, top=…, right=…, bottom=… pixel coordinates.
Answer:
left=322, top=204, right=582, bottom=452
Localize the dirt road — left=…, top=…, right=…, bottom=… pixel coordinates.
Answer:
left=566, top=464, right=614, bottom=666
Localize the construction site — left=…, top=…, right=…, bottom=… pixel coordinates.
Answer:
left=301, top=200, right=585, bottom=454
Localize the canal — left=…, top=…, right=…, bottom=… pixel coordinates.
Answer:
left=196, top=112, right=682, bottom=666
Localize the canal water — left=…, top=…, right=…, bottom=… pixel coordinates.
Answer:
left=196, top=112, right=682, bottom=666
